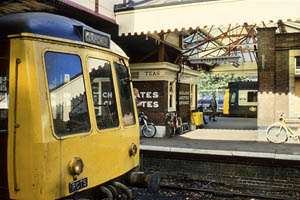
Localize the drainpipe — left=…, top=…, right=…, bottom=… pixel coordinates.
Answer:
left=95, top=0, right=99, bottom=13
left=176, top=60, right=184, bottom=116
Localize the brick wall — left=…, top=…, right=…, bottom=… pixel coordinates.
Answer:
left=133, top=81, right=168, bottom=125
left=134, top=81, right=194, bottom=126
left=141, top=151, right=300, bottom=199
left=257, top=28, right=300, bottom=127
left=178, top=83, right=190, bottom=122
left=257, top=27, right=276, bottom=127
left=276, top=33, right=300, bottom=49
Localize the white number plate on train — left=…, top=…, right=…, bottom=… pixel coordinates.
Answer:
left=69, top=177, right=88, bottom=193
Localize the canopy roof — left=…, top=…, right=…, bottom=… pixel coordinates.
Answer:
left=115, top=0, right=300, bottom=65
left=185, top=20, right=300, bottom=63
left=115, top=0, right=300, bottom=36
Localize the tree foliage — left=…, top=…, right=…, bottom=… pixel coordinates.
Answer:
left=198, top=74, right=249, bottom=90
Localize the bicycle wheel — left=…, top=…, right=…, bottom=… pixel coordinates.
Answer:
left=142, top=124, right=157, bottom=138
left=266, top=123, right=288, bottom=143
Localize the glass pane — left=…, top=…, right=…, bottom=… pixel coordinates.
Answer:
left=231, top=93, right=236, bottom=103
left=88, top=58, right=119, bottom=129
left=248, top=91, right=257, bottom=102
left=0, top=40, right=9, bottom=131
left=45, top=52, right=90, bottom=136
left=114, top=62, right=136, bottom=126
left=296, top=56, right=300, bottom=67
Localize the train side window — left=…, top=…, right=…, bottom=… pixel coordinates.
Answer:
left=0, top=40, right=9, bottom=132
left=45, top=52, right=91, bottom=136
left=87, top=58, right=119, bottom=129
left=248, top=91, right=257, bottom=102
left=114, top=62, right=136, bottom=126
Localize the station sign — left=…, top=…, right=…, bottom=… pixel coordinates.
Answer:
left=84, top=30, right=110, bottom=49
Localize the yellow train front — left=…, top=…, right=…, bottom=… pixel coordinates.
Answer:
left=0, top=13, right=140, bottom=199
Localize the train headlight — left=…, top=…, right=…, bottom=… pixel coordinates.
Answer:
left=129, top=143, right=138, bottom=157
left=69, top=157, right=84, bottom=176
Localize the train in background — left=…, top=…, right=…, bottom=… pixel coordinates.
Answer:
left=0, top=12, right=159, bottom=200
left=223, top=81, right=258, bottom=118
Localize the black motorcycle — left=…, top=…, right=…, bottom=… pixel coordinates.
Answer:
left=139, top=112, right=157, bottom=138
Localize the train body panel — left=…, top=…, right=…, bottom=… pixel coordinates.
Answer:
left=223, top=82, right=258, bottom=117
left=0, top=13, right=139, bottom=200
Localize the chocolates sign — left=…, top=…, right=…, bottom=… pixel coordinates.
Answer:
left=138, top=91, right=159, bottom=108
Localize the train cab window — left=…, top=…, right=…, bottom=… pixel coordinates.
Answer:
left=114, top=62, right=136, bottom=126
left=0, top=40, right=9, bottom=132
left=0, top=77, right=8, bottom=127
left=45, top=52, right=91, bottom=136
left=87, top=58, right=119, bottom=129
left=0, top=40, right=9, bottom=196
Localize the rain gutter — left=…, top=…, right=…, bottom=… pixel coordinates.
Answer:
left=115, top=0, right=222, bottom=12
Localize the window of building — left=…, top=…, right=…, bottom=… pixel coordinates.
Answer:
left=296, top=56, right=300, bottom=67
left=88, top=58, right=119, bottom=129
left=114, top=62, right=136, bottom=126
left=295, top=56, right=300, bottom=74
left=295, top=56, right=300, bottom=76
left=169, top=81, right=176, bottom=111
left=45, top=51, right=90, bottom=136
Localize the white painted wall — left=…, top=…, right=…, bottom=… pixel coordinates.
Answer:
left=70, top=0, right=124, bottom=21
left=100, top=0, right=124, bottom=19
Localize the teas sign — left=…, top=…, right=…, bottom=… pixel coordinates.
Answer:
left=144, top=71, right=162, bottom=77
left=138, top=91, right=159, bottom=108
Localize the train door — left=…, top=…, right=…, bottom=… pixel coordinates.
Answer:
left=229, top=89, right=239, bottom=115
left=0, top=39, right=9, bottom=199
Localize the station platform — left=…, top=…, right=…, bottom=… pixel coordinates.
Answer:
left=140, top=117, right=300, bottom=161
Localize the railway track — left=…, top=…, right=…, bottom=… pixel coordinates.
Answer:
left=159, top=184, right=288, bottom=200
left=131, top=184, right=292, bottom=200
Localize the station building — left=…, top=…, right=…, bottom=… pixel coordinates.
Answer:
left=113, top=0, right=300, bottom=135
left=2, top=1, right=300, bottom=197
left=1, top=0, right=300, bottom=136
left=131, top=62, right=200, bottom=136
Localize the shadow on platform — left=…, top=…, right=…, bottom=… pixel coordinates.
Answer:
left=201, top=116, right=257, bottom=130
left=141, top=118, right=300, bottom=161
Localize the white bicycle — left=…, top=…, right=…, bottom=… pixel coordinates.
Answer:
left=266, top=113, right=300, bottom=143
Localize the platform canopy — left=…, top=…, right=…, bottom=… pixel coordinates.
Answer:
left=115, top=0, right=300, bottom=36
